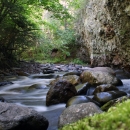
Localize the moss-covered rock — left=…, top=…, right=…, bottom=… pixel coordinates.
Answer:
left=58, top=102, right=102, bottom=128
left=101, top=95, right=130, bottom=111
left=50, top=75, right=80, bottom=86
left=60, top=99, right=130, bottom=130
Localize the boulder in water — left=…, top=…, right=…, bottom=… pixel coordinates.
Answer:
left=92, top=67, right=116, bottom=76
left=93, top=90, right=127, bottom=105
left=93, top=84, right=119, bottom=95
left=80, top=70, right=121, bottom=85
left=0, top=102, right=49, bottom=130
left=46, top=80, right=77, bottom=106
left=58, top=102, right=102, bottom=128
left=50, top=75, right=80, bottom=86
left=101, top=95, right=130, bottom=111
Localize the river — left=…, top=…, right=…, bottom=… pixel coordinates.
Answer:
left=0, top=72, right=130, bottom=130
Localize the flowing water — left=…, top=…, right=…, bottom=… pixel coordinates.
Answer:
left=0, top=73, right=66, bottom=130
left=0, top=72, right=130, bottom=130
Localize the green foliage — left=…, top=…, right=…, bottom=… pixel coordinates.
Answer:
left=0, top=0, right=72, bottom=68
left=72, top=58, right=85, bottom=65
left=60, top=99, right=130, bottom=130
left=41, top=0, right=71, bottom=19
left=0, top=0, right=42, bottom=66
left=0, top=0, right=87, bottom=66
left=20, top=0, right=89, bottom=63
left=21, top=16, right=77, bottom=62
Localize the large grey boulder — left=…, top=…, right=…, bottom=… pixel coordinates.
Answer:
left=91, top=67, right=116, bottom=76
left=80, top=70, right=122, bottom=86
left=58, top=102, right=102, bottom=128
left=46, top=80, right=77, bottom=106
left=0, top=102, right=49, bottom=130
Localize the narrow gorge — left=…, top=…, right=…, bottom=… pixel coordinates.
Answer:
left=0, top=0, right=130, bottom=130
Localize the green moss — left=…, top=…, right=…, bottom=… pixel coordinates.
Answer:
left=120, top=29, right=126, bottom=36
left=60, top=99, right=130, bottom=130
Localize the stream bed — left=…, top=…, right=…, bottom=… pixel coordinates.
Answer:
left=0, top=72, right=130, bottom=130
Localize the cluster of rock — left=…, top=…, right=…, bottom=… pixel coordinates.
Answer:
left=0, top=62, right=87, bottom=78
left=0, top=63, right=129, bottom=130
left=41, top=63, right=85, bottom=74
left=0, top=63, right=88, bottom=130
left=46, top=66, right=129, bottom=128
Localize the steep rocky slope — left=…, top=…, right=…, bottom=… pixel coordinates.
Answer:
left=77, top=0, right=130, bottom=71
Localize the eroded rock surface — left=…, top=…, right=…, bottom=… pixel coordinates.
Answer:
left=77, top=0, right=130, bottom=71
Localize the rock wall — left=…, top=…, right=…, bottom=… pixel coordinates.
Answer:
left=77, top=0, right=130, bottom=70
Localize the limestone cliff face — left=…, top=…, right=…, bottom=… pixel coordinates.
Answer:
left=77, top=0, right=130, bottom=70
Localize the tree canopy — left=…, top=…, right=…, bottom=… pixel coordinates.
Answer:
left=0, top=0, right=86, bottom=68
left=0, top=0, right=72, bottom=68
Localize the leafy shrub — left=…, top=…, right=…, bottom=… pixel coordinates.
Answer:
left=72, top=58, right=85, bottom=65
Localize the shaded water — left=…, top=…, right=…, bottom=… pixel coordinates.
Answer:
left=0, top=72, right=130, bottom=130
left=0, top=73, right=68, bottom=130
left=118, top=79, right=130, bottom=95
left=0, top=73, right=66, bottom=113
